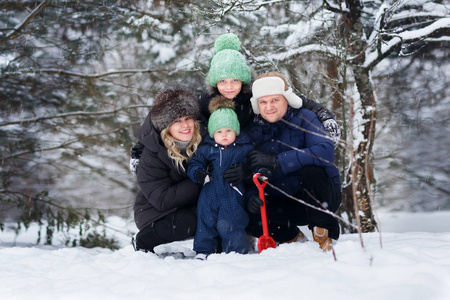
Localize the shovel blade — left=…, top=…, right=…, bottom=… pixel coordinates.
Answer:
left=257, top=235, right=277, bottom=253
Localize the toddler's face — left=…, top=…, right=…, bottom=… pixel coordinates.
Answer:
left=213, top=128, right=236, bottom=146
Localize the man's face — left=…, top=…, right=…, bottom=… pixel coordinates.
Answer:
left=257, top=94, right=289, bottom=123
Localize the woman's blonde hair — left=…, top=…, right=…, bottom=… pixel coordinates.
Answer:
left=160, top=121, right=202, bottom=172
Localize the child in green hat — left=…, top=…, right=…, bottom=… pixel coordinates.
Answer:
left=187, top=96, right=254, bottom=260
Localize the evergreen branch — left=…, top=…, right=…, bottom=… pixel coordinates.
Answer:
left=1, top=126, right=136, bottom=160
left=0, top=105, right=150, bottom=127
left=0, top=139, right=80, bottom=160
left=1, top=189, right=132, bottom=213
left=76, top=158, right=132, bottom=191
left=1, top=189, right=131, bottom=236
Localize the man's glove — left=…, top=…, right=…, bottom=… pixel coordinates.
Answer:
left=256, top=168, right=272, bottom=181
left=195, top=169, right=210, bottom=184
left=224, top=163, right=251, bottom=185
left=129, top=142, right=145, bottom=176
left=322, top=119, right=341, bottom=145
left=246, top=195, right=264, bottom=214
left=248, top=150, right=279, bottom=170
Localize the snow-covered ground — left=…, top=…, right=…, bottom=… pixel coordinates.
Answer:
left=1, top=210, right=450, bottom=300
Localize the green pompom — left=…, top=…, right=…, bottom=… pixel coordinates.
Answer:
left=214, top=33, right=241, bottom=53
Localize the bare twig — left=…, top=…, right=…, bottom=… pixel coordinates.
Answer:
left=260, top=176, right=358, bottom=231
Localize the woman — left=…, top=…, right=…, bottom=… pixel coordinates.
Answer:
left=132, top=89, right=203, bottom=253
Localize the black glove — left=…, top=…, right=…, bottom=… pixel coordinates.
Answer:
left=246, top=195, right=264, bottom=214
left=248, top=150, right=279, bottom=170
left=206, top=161, right=214, bottom=173
left=195, top=169, right=209, bottom=184
left=129, top=142, right=145, bottom=176
left=224, top=163, right=251, bottom=185
left=256, top=168, right=272, bottom=180
left=130, top=141, right=144, bottom=159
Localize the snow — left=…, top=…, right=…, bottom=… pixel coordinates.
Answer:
left=1, top=211, right=450, bottom=300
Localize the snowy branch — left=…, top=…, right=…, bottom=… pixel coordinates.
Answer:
left=13, top=68, right=161, bottom=79
left=0, top=0, right=50, bottom=47
left=255, top=44, right=341, bottom=65
left=323, top=0, right=350, bottom=14
left=364, top=17, right=450, bottom=70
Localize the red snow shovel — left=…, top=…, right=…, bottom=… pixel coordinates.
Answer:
left=253, top=173, right=276, bottom=253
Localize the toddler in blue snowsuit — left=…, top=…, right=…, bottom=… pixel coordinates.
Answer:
left=187, top=97, right=253, bottom=258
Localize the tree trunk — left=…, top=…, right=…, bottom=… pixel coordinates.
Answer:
left=350, top=67, right=377, bottom=232
left=341, top=0, right=377, bottom=233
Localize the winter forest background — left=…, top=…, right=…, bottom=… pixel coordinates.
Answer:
left=1, top=0, right=449, bottom=248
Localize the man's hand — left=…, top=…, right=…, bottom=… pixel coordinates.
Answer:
left=322, top=119, right=341, bottom=145
left=247, top=150, right=279, bottom=170
left=224, top=163, right=251, bottom=185
left=246, top=195, right=264, bottom=214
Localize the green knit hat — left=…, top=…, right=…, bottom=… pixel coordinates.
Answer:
left=207, top=96, right=240, bottom=138
left=208, top=33, right=251, bottom=87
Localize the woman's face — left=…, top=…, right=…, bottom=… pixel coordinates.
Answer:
left=216, top=78, right=242, bottom=100
left=168, top=116, right=195, bottom=142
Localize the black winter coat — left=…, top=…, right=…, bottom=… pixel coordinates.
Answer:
left=133, top=114, right=201, bottom=231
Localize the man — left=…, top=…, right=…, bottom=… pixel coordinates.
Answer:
left=243, top=72, right=342, bottom=251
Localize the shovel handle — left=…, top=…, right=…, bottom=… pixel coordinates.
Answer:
left=253, top=173, right=269, bottom=236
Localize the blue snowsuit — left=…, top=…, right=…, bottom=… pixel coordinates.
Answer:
left=187, top=133, right=253, bottom=254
